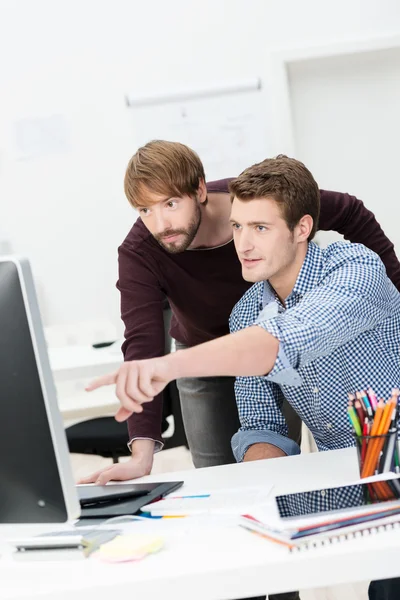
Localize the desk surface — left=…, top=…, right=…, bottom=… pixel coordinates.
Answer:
left=2, top=447, right=400, bottom=600
left=47, top=345, right=122, bottom=422
left=48, top=345, right=122, bottom=377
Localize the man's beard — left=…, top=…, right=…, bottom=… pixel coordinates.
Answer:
left=154, top=203, right=202, bottom=254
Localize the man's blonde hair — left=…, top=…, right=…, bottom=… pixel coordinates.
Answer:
left=124, top=140, right=206, bottom=207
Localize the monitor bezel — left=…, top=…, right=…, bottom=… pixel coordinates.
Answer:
left=0, top=256, right=80, bottom=524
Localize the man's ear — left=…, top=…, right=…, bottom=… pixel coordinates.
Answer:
left=197, top=178, right=207, bottom=204
left=296, top=215, right=314, bottom=242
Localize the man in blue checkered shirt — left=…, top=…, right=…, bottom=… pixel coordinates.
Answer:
left=225, top=157, right=400, bottom=600
left=228, top=161, right=400, bottom=466
left=89, top=155, right=400, bottom=600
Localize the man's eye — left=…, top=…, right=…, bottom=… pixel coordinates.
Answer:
left=232, top=223, right=240, bottom=230
left=167, top=201, right=177, bottom=208
left=257, top=226, right=267, bottom=232
left=139, top=208, right=150, bottom=215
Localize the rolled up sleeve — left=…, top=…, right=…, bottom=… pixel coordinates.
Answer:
left=231, top=373, right=300, bottom=462
left=256, top=251, right=394, bottom=372
left=232, top=428, right=300, bottom=462
left=229, top=299, right=301, bottom=462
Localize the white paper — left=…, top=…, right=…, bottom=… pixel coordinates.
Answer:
left=142, top=485, right=274, bottom=516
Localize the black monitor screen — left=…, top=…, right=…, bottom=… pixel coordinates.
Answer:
left=0, top=260, right=68, bottom=523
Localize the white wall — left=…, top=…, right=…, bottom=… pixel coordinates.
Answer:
left=1, top=0, right=400, bottom=330
left=287, top=45, right=400, bottom=250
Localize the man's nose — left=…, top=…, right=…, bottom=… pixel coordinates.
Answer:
left=154, top=212, right=170, bottom=234
left=236, top=230, right=254, bottom=254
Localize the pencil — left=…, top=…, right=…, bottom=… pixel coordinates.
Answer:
left=361, top=399, right=391, bottom=477
left=354, top=400, right=365, bottom=428
left=361, top=418, right=369, bottom=468
left=357, top=391, right=373, bottom=420
left=370, top=400, right=384, bottom=436
left=367, top=388, right=378, bottom=412
left=363, top=399, right=396, bottom=477
left=348, top=403, right=362, bottom=436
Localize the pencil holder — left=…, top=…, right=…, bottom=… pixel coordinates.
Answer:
left=354, top=429, right=399, bottom=478
left=353, top=430, right=400, bottom=503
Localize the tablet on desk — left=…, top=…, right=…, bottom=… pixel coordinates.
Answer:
left=275, top=476, right=400, bottom=522
left=78, top=483, right=161, bottom=507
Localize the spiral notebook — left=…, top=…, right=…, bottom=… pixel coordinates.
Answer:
left=240, top=474, right=400, bottom=552
left=288, top=513, right=400, bottom=552
left=240, top=511, right=400, bottom=552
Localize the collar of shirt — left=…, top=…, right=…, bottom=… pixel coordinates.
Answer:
left=261, top=241, right=324, bottom=311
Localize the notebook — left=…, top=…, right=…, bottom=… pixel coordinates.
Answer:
left=241, top=506, right=400, bottom=551
left=240, top=475, right=400, bottom=551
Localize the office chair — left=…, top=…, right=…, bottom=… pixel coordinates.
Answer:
left=66, top=305, right=188, bottom=462
left=66, top=379, right=187, bottom=462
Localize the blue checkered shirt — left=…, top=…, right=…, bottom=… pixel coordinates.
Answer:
left=230, top=241, right=400, bottom=466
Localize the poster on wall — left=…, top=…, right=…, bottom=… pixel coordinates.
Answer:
left=125, top=79, right=273, bottom=181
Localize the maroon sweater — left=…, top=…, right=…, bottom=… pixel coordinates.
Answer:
left=117, top=179, right=400, bottom=445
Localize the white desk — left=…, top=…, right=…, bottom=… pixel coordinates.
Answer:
left=48, top=345, right=122, bottom=423
left=1, top=447, right=400, bottom=600
left=48, top=345, right=123, bottom=381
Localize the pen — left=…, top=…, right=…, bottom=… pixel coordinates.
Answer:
left=380, top=404, right=399, bottom=473
left=376, top=450, right=383, bottom=475
left=397, top=439, right=400, bottom=473
left=168, top=495, right=211, bottom=499
left=382, top=428, right=397, bottom=473
left=394, top=446, right=400, bottom=474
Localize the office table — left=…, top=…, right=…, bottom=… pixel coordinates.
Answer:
left=1, top=447, right=400, bottom=599
left=47, top=345, right=122, bottom=424
left=48, top=345, right=123, bottom=381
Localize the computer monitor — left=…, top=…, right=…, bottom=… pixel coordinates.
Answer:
left=0, top=257, right=80, bottom=523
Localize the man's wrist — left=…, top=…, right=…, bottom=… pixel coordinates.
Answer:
left=130, top=438, right=155, bottom=459
left=243, top=442, right=287, bottom=462
left=164, top=351, right=184, bottom=381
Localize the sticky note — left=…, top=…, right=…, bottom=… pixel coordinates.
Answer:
left=95, top=534, right=164, bottom=563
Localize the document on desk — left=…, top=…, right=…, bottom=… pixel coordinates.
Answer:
left=141, top=485, right=274, bottom=516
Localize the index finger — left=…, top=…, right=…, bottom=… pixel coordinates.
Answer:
left=85, top=371, right=118, bottom=391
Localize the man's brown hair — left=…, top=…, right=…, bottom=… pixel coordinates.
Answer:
left=229, top=155, right=320, bottom=240
left=124, top=140, right=206, bottom=207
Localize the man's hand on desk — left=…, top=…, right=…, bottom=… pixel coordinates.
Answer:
left=243, top=443, right=286, bottom=462
left=78, top=439, right=154, bottom=485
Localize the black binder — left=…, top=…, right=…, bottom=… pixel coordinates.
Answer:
left=79, top=481, right=184, bottom=519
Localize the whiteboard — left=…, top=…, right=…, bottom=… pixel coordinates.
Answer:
left=126, top=80, right=272, bottom=180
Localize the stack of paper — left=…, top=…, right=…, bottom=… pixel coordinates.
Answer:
left=141, top=485, right=274, bottom=516
left=240, top=474, right=400, bottom=550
